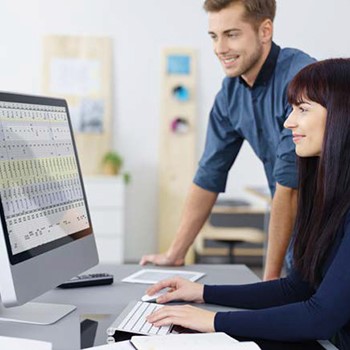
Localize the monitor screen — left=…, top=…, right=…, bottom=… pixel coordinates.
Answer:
left=0, top=93, right=92, bottom=265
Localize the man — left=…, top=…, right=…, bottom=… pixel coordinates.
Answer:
left=140, top=0, right=315, bottom=280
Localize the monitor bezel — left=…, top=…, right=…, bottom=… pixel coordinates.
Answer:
left=0, top=92, right=93, bottom=265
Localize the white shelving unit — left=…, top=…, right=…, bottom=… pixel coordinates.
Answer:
left=83, top=175, right=125, bottom=264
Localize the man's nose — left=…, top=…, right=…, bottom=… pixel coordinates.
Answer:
left=215, top=38, right=229, bottom=55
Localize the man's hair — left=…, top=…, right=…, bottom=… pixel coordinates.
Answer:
left=203, top=0, right=276, bottom=27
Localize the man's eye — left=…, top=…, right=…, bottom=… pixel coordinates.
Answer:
left=227, top=33, right=238, bottom=38
left=299, top=106, right=307, bottom=113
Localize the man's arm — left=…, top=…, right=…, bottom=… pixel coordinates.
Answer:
left=140, top=184, right=218, bottom=266
left=263, top=182, right=298, bottom=280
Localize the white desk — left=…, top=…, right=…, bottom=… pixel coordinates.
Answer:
left=0, top=264, right=337, bottom=350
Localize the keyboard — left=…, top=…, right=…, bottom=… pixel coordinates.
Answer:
left=107, top=301, right=173, bottom=336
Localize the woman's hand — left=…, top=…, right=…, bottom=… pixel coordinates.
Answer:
left=147, top=304, right=216, bottom=333
left=145, top=277, right=204, bottom=304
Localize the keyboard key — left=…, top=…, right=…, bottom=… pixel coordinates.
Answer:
left=116, top=301, right=172, bottom=336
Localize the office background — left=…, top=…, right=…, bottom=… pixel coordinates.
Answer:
left=0, top=0, right=349, bottom=262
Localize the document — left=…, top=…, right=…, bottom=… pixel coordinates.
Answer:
left=122, top=269, right=205, bottom=284
left=0, top=336, right=52, bottom=350
left=130, top=333, right=261, bottom=350
left=87, top=340, right=134, bottom=349
left=49, top=57, right=101, bottom=96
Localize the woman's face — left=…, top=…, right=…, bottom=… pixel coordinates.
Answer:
left=284, top=99, right=327, bottom=157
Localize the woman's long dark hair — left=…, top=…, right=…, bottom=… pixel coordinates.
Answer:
left=288, top=58, right=350, bottom=286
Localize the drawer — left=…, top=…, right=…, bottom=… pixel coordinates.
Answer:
left=83, top=177, right=124, bottom=208
left=90, top=210, right=124, bottom=237
left=95, top=237, right=124, bottom=264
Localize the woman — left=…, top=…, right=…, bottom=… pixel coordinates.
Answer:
left=146, top=58, right=350, bottom=349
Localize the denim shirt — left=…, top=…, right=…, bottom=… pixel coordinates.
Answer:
left=193, top=42, right=316, bottom=195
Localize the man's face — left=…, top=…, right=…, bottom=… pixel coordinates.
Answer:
left=208, top=3, right=264, bottom=79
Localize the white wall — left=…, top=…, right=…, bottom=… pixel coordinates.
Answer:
left=0, top=0, right=349, bottom=261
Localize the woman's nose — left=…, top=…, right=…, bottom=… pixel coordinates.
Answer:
left=284, top=110, right=297, bottom=129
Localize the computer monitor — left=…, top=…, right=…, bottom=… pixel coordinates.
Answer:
left=0, top=92, right=99, bottom=324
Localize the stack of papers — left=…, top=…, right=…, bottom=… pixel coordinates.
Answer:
left=130, top=333, right=260, bottom=350
left=90, top=333, right=260, bottom=350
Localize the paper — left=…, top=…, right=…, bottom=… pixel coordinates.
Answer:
left=167, top=55, right=191, bottom=75
left=86, top=340, right=134, bottom=349
left=70, top=98, right=105, bottom=133
left=122, top=269, right=205, bottom=284
left=0, top=336, right=52, bottom=350
left=49, top=57, right=104, bottom=133
left=130, top=333, right=260, bottom=350
left=49, top=58, right=101, bottom=95
left=317, top=340, right=339, bottom=350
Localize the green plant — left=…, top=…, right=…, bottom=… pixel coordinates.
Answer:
left=123, top=172, right=131, bottom=184
left=103, top=151, right=123, bottom=166
left=102, top=151, right=123, bottom=175
left=101, top=151, right=131, bottom=184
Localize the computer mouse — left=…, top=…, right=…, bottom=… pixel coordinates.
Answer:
left=141, top=288, right=169, bottom=302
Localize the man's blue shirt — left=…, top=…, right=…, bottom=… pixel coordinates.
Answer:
left=193, top=42, right=316, bottom=195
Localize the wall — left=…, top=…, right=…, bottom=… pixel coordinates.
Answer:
left=0, top=0, right=349, bottom=261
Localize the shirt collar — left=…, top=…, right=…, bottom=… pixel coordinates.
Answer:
left=239, top=42, right=281, bottom=89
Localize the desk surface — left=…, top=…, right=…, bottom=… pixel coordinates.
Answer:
left=0, top=264, right=337, bottom=350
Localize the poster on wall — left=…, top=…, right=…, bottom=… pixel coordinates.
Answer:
left=42, top=35, right=112, bottom=175
left=49, top=57, right=104, bottom=132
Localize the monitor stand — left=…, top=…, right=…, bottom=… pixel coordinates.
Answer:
left=0, top=302, right=76, bottom=325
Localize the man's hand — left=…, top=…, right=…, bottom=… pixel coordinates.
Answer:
left=147, top=304, right=215, bottom=333
left=140, top=185, right=218, bottom=267
left=139, top=253, right=184, bottom=266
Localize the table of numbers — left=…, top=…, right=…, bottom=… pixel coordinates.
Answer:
left=0, top=101, right=89, bottom=255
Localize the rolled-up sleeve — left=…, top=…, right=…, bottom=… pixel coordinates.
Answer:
left=273, top=106, right=298, bottom=189
left=273, top=55, right=316, bottom=190
left=193, top=87, right=243, bottom=193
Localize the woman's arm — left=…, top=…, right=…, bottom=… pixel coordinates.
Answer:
left=204, top=269, right=313, bottom=309
left=209, top=215, right=350, bottom=341
left=149, top=215, right=350, bottom=342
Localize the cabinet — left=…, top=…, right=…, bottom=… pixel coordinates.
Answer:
left=83, top=176, right=125, bottom=264
left=194, top=200, right=267, bottom=265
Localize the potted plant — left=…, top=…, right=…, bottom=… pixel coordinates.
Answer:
left=102, top=151, right=123, bottom=176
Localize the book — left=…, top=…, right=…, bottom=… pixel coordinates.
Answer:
left=0, top=336, right=52, bottom=350
left=130, top=332, right=261, bottom=350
